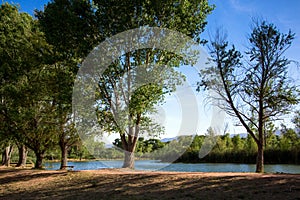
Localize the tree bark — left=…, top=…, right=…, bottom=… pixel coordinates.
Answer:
left=1, top=145, right=13, bottom=166
left=59, top=142, right=68, bottom=170
left=256, top=94, right=265, bottom=173
left=34, top=152, right=44, bottom=169
left=16, top=145, right=28, bottom=167
left=256, top=142, right=264, bottom=173
left=1, top=152, right=4, bottom=166
left=122, top=151, right=135, bottom=169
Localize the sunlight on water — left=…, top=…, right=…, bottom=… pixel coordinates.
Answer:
left=44, top=160, right=300, bottom=174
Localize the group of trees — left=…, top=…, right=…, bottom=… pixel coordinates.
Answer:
left=178, top=125, right=300, bottom=164
left=7, top=124, right=299, bottom=166
left=0, top=1, right=213, bottom=169
left=47, top=122, right=300, bottom=165
left=0, top=2, right=83, bottom=169
left=1, top=0, right=299, bottom=173
left=39, top=137, right=166, bottom=161
left=110, top=123, right=300, bottom=165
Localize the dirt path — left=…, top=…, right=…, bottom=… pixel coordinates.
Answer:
left=0, top=167, right=299, bottom=199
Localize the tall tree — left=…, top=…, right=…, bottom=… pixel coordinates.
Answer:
left=36, top=0, right=98, bottom=169
left=93, top=0, right=213, bottom=168
left=198, top=21, right=299, bottom=172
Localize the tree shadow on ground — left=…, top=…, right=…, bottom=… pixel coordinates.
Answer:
left=0, top=168, right=69, bottom=185
left=1, top=169, right=299, bottom=200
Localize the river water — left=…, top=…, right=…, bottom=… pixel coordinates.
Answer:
left=45, top=160, right=300, bottom=173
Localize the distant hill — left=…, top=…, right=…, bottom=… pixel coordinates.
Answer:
left=160, top=137, right=177, bottom=143
left=229, top=129, right=296, bottom=138
left=229, top=133, right=247, bottom=138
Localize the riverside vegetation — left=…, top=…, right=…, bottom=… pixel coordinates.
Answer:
left=7, top=124, right=299, bottom=166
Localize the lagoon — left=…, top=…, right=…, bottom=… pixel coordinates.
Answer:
left=45, top=160, right=300, bottom=174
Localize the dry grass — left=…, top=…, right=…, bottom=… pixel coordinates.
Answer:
left=0, top=167, right=299, bottom=200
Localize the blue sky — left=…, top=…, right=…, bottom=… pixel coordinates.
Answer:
left=5, top=0, right=49, bottom=14
left=202, top=0, right=300, bottom=131
left=204, top=0, right=300, bottom=63
left=6, top=0, right=300, bottom=65
left=3, top=0, right=300, bottom=136
left=7, top=0, right=300, bottom=73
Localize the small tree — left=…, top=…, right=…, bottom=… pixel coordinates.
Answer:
left=198, top=21, right=299, bottom=172
left=36, top=0, right=97, bottom=170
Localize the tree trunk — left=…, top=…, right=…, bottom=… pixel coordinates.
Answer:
left=34, top=152, right=44, bottom=169
left=122, top=151, right=135, bottom=169
left=59, top=143, right=68, bottom=170
left=16, top=145, right=28, bottom=167
left=256, top=142, right=264, bottom=173
left=121, top=134, right=138, bottom=169
left=120, top=114, right=140, bottom=169
left=1, top=145, right=13, bottom=166
left=256, top=112, right=265, bottom=173
left=1, top=151, right=4, bottom=166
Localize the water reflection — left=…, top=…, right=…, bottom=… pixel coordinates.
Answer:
left=44, top=160, right=300, bottom=174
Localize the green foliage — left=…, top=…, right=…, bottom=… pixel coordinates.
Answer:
left=113, top=137, right=166, bottom=155
left=176, top=127, right=300, bottom=164
left=0, top=3, right=84, bottom=168
left=36, top=0, right=98, bottom=60
left=0, top=3, right=58, bottom=168
left=245, top=21, right=299, bottom=115
left=129, top=83, right=164, bottom=115
left=36, top=2, right=214, bottom=167
left=3, top=1, right=300, bottom=170
left=89, top=0, right=214, bottom=168
left=94, top=0, right=214, bottom=42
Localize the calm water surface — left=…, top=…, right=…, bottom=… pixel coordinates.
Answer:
left=45, top=160, right=300, bottom=174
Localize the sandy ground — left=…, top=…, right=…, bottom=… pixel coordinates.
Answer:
left=0, top=167, right=299, bottom=200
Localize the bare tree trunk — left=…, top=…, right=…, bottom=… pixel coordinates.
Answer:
left=121, top=133, right=138, bottom=169
left=256, top=141, right=264, bottom=173
left=1, top=145, right=13, bottom=167
left=122, top=151, right=135, bottom=169
left=16, top=145, right=28, bottom=167
left=1, top=152, right=4, bottom=166
left=59, top=142, right=68, bottom=170
left=34, top=152, right=44, bottom=169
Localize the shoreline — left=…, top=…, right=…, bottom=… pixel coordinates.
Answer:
left=1, top=166, right=299, bottom=175
left=45, top=158, right=300, bottom=164
left=43, top=160, right=300, bottom=174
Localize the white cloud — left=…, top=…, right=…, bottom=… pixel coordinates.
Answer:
left=229, top=0, right=254, bottom=13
